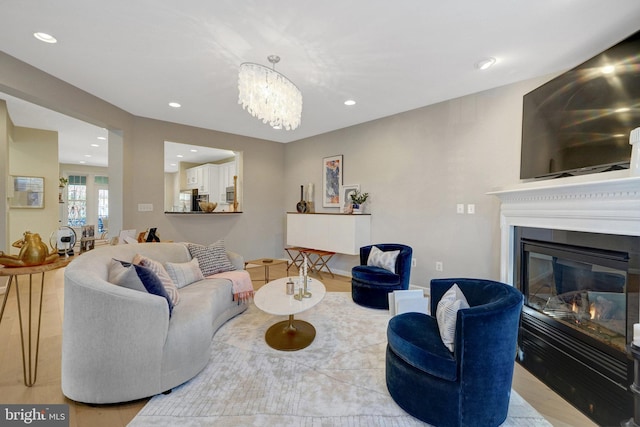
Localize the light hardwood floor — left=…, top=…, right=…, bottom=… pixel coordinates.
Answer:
left=0, top=261, right=597, bottom=427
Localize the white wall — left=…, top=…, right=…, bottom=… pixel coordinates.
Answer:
left=284, top=76, right=550, bottom=286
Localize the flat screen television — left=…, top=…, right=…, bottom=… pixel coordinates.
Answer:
left=520, top=30, right=640, bottom=180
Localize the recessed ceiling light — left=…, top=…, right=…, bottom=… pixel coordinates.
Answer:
left=97, top=136, right=107, bottom=140
left=79, top=160, right=86, bottom=164
left=34, top=32, right=57, bottom=44
left=344, top=99, right=356, bottom=106
left=169, top=102, right=181, bottom=108
left=272, top=125, right=282, bottom=130
left=176, top=154, right=184, bottom=158
left=190, top=149, right=198, bottom=153
left=84, top=154, right=92, bottom=158
left=170, top=163, right=177, bottom=167
left=91, top=144, right=100, bottom=147
left=601, top=65, right=615, bottom=74
left=475, top=57, right=496, bottom=70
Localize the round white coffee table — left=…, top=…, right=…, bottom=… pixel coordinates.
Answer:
left=253, top=277, right=326, bottom=351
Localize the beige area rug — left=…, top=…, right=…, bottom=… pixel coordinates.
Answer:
left=128, top=292, right=551, bottom=427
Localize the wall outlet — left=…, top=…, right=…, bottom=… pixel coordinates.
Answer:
left=456, top=203, right=465, bottom=214
left=411, top=258, right=417, bottom=267
left=435, top=261, right=443, bottom=271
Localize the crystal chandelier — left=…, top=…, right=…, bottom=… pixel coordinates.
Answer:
left=238, top=55, right=302, bottom=130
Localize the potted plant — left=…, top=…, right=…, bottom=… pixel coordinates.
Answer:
left=59, top=177, right=68, bottom=203
left=350, top=190, right=369, bottom=214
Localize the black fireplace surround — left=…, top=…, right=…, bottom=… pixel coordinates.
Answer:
left=514, top=226, right=640, bottom=426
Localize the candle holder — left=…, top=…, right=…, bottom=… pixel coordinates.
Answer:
left=303, top=274, right=312, bottom=298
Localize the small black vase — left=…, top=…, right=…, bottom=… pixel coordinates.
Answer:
left=296, top=185, right=308, bottom=213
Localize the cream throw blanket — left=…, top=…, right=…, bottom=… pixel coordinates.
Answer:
left=208, top=270, right=254, bottom=303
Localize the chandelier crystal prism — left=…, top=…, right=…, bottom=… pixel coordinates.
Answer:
left=238, top=55, right=302, bottom=130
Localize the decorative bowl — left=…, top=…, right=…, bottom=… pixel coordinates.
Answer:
left=198, top=201, right=217, bottom=212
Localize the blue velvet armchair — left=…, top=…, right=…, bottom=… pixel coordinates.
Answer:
left=351, top=244, right=412, bottom=309
left=386, top=278, right=523, bottom=427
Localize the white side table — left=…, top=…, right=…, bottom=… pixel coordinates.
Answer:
left=253, top=277, right=326, bottom=351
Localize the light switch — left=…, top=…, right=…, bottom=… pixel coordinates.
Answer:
left=467, top=204, right=475, bottom=214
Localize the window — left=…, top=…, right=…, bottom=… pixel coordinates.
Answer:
left=67, top=175, right=87, bottom=227
left=96, top=176, right=109, bottom=233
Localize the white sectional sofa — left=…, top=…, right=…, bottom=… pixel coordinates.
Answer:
left=61, top=242, right=248, bottom=404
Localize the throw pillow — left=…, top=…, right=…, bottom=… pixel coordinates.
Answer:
left=107, top=258, right=146, bottom=292
left=367, top=245, right=400, bottom=273
left=165, top=257, right=205, bottom=288
left=133, top=254, right=180, bottom=306
left=109, top=259, right=174, bottom=316
left=187, top=240, right=236, bottom=276
left=436, top=283, right=470, bottom=352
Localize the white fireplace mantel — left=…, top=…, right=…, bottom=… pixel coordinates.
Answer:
left=488, top=172, right=640, bottom=284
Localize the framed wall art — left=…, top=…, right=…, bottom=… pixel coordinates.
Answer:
left=322, top=155, right=343, bottom=208
left=9, top=176, right=44, bottom=208
left=340, top=184, right=359, bottom=213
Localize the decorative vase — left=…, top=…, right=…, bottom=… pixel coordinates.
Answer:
left=306, top=183, right=315, bottom=213
left=296, top=185, right=308, bottom=213
left=352, top=203, right=362, bottom=214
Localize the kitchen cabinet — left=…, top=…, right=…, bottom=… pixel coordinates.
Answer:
left=218, top=161, right=237, bottom=203
left=186, top=167, right=198, bottom=189
left=185, top=164, right=219, bottom=200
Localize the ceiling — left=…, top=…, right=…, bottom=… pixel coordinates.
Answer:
left=1, top=1, right=640, bottom=168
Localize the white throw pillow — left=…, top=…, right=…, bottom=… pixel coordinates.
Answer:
left=107, top=258, right=146, bottom=292
left=164, top=258, right=205, bottom=288
left=436, top=283, right=469, bottom=352
left=367, top=246, right=400, bottom=273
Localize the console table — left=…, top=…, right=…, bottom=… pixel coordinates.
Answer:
left=286, top=213, right=371, bottom=255
left=0, top=258, right=71, bottom=386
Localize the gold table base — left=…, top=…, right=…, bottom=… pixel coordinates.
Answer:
left=0, top=258, right=70, bottom=386
left=264, top=314, right=316, bottom=351
left=0, top=272, right=45, bottom=386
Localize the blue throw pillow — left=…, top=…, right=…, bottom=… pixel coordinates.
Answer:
left=113, top=259, right=174, bottom=316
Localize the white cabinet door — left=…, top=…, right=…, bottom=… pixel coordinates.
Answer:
left=186, top=167, right=198, bottom=189
left=197, top=166, right=208, bottom=194
left=199, top=164, right=219, bottom=200
left=218, top=162, right=237, bottom=203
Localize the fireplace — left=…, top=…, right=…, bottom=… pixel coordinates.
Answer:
left=490, top=172, right=640, bottom=426
left=515, top=226, right=639, bottom=425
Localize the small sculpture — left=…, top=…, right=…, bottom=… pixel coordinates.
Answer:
left=0, top=231, right=60, bottom=267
